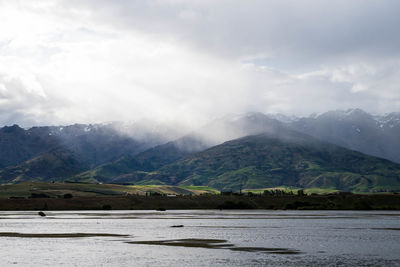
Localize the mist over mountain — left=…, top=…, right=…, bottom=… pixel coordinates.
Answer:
left=1, top=1, right=400, bottom=128
left=0, top=109, right=399, bottom=192
left=0, top=121, right=182, bottom=171
left=2, top=4, right=400, bottom=266
left=70, top=113, right=285, bottom=183
left=67, top=109, right=400, bottom=192
left=279, top=109, right=400, bottom=163
left=71, top=124, right=400, bottom=193
left=148, top=131, right=400, bottom=192
left=1, top=1, right=400, bottom=193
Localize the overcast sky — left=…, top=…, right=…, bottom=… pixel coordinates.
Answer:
left=0, top=0, right=399, bottom=127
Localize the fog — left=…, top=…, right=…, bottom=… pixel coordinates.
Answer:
left=0, top=0, right=399, bottom=128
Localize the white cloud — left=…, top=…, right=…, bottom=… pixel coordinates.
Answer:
left=0, top=0, right=399, bottom=127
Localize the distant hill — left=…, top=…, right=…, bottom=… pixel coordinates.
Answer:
left=0, top=125, right=60, bottom=169
left=0, top=122, right=180, bottom=171
left=0, top=149, right=87, bottom=183
left=140, top=130, right=400, bottom=192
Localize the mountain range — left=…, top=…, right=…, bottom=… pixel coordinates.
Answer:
left=285, top=109, right=400, bottom=163
left=0, top=109, right=399, bottom=192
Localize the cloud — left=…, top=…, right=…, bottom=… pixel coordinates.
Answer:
left=0, top=0, right=399, bottom=127
left=0, top=71, right=53, bottom=126
left=73, top=0, right=400, bottom=63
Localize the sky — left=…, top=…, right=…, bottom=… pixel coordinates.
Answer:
left=0, top=0, right=400, bottom=127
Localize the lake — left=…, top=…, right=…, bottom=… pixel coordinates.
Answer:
left=0, top=210, right=399, bottom=266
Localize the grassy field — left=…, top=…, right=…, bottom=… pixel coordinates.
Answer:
left=303, top=188, right=340, bottom=194
left=0, top=182, right=220, bottom=199
left=0, top=182, right=396, bottom=200
left=0, top=182, right=399, bottom=211
left=179, top=186, right=220, bottom=194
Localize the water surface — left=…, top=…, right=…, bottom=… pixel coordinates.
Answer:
left=0, top=210, right=399, bottom=266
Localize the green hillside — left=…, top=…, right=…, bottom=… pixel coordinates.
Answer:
left=70, top=135, right=208, bottom=183
left=70, top=113, right=286, bottom=183
left=147, top=132, right=400, bottom=192
left=28, top=128, right=400, bottom=193
left=0, top=150, right=87, bottom=183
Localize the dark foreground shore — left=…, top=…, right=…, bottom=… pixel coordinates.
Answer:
left=0, top=193, right=399, bottom=211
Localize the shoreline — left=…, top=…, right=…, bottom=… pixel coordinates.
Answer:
left=0, top=194, right=399, bottom=211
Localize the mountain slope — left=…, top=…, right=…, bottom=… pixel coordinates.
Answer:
left=286, top=109, right=400, bottom=163
left=71, top=113, right=286, bottom=182
left=49, top=125, right=144, bottom=167
left=144, top=130, right=400, bottom=192
left=0, top=149, right=87, bottom=183
left=0, top=125, right=60, bottom=169
left=0, top=122, right=178, bottom=172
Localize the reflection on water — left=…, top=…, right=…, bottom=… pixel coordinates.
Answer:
left=0, top=210, right=399, bottom=266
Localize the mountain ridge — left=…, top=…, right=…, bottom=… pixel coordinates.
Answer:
left=1, top=109, right=400, bottom=193
left=146, top=131, right=400, bottom=192
left=284, top=109, right=400, bottom=163
left=69, top=113, right=287, bottom=182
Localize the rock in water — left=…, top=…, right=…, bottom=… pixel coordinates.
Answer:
left=156, top=208, right=166, bottom=211
left=38, top=211, right=46, bottom=217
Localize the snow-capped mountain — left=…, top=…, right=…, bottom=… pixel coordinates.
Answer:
left=271, top=109, right=400, bottom=163
left=0, top=122, right=183, bottom=170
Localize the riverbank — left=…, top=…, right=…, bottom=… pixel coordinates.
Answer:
left=0, top=193, right=399, bottom=210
